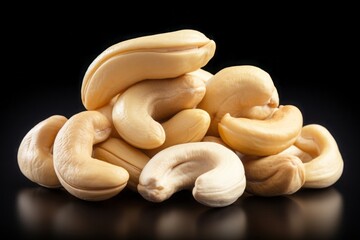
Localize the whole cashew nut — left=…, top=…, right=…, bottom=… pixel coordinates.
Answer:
left=219, top=105, right=303, bottom=156
left=81, top=29, right=216, bottom=110
left=53, top=111, right=129, bottom=201
left=112, top=70, right=206, bottom=149
left=294, top=124, right=344, bottom=188
left=197, top=65, right=279, bottom=136
left=137, top=142, right=246, bottom=207
left=143, top=108, right=211, bottom=157
left=17, top=115, right=67, bottom=188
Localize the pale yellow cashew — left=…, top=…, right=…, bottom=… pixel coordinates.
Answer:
left=53, top=111, right=129, bottom=201
left=197, top=65, right=279, bottom=136
left=294, top=124, right=344, bottom=188
left=81, top=29, right=216, bottom=110
left=143, top=108, right=211, bottom=157
left=93, top=137, right=150, bottom=191
left=219, top=105, right=303, bottom=156
left=112, top=70, right=206, bottom=149
left=17, top=115, right=67, bottom=188
left=241, top=150, right=306, bottom=196
left=138, top=142, right=246, bottom=207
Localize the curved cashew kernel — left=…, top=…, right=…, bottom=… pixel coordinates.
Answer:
left=143, top=108, right=211, bottom=157
left=241, top=151, right=306, bottom=196
left=81, top=29, right=216, bottom=110
left=137, top=142, right=246, bottom=207
left=219, top=105, right=303, bottom=156
left=53, top=111, right=129, bottom=201
left=93, top=137, right=150, bottom=191
left=112, top=70, right=206, bottom=149
left=294, top=124, right=344, bottom=188
left=17, top=115, right=67, bottom=188
left=197, top=65, right=279, bottom=136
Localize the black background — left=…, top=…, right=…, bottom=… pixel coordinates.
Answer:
left=3, top=5, right=359, bottom=239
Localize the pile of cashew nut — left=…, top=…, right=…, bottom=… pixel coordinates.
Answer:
left=17, top=29, right=344, bottom=207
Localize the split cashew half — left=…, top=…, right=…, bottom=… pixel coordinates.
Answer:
left=138, top=142, right=246, bottom=207
left=81, top=29, right=216, bottom=110
left=93, top=137, right=150, bottom=191
left=53, top=111, right=129, bottom=201
left=112, top=70, right=206, bottom=149
left=241, top=150, right=306, bottom=196
left=219, top=105, right=303, bottom=156
left=17, top=115, right=67, bottom=188
left=294, top=124, right=344, bottom=188
left=143, top=108, right=211, bottom=157
left=197, top=65, right=279, bottom=136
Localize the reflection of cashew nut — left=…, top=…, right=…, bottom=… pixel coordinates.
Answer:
left=17, top=115, right=67, bottom=188
left=241, top=152, right=305, bottom=196
left=81, top=29, right=216, bottom=110
left=93, top=137, right=150, bottom=191
left=294, top=124, right=344, bottom=188
left=112, top=71, right=206, bottom=149
left=53, top=111, right=129, bottom=201
left=197, top=65, right=279, bottom=136
left=143, top=108, right=211, bottom=157
left=219, top=105, right=303, bottom=156
left=138, top=142, right=246, bottom=207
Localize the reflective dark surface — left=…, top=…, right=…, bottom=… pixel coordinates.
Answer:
left=4, top=8, right=359, bottom=239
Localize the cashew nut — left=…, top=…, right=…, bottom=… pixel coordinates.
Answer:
left=93, top=137, right=150, bottom=191
left=197, top=65, right=279, bottom=136
left=53, top=111, right=129, bottom=201
left=294, top=124, right=344, bottom=188
left=112, top=70, right=206, bottom=149
left=137, top=142, right=246, bottom=207
left=241, top=150, right=306, bottom=196
left=17, top=115, right=67, bottom=188
left=143, top=108, right=211, bottom=157
left=81, top=29, right=216, bottom=110
left=219, top=105, right=303, bottom=156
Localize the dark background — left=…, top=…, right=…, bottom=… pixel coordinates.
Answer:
left=3, top=5, right=358, bottom=239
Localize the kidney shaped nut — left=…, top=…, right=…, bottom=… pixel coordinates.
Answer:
left=294, top=124, right=344, bottom=188
left=241, top=149, right=306, bottom=196
left=93, top=137, right=150, bottom=191
left=112, top=70, right=206, bottom=149
left=143, top=108, right=211, bottom=157
left=197, top=65, right=279, bottom=136
left=137, top=142, right=246, bottom=207
left=17, top=115, right=67, bottom=188
left=53, top=111, right=129, bottom=201
left=81, top=29, right=216, bottom=110
left=219, top=105, right=303, bottom=156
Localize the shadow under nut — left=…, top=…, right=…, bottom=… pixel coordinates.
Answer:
left=294, top=124, right=344, bottom=188
left=17, top=115, right=67, bottom=188
left=138, top=142, right=246, bottom=207
left=53, top=111, right=129, bottom=201
left=81, top=29, right=216, bottom=110
left=112, top=71, right=206, bottom=149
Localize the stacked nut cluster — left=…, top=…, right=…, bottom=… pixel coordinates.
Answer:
left=17, top=29, right=344, bottom=207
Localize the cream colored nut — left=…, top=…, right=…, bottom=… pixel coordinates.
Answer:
left=112, top=70, right=206, bottom=149
left=241, top=150, right=306, bottom=196
left=53, top=111, right=129, bottom=201
left=143, top=108, right=210, bottom=157
left=17, top=115, right=67, bottom=188
left=81, top=29, right=216, bottom=110
left=93, top=137, right=150, bottom=191
left=137, top=142, right=246, bottom=207
left=201, top=135, right=232, bottom=149
left=294, top=124, right=344, bottom=188
left=219, top=105, right=303, bottom=156
left=197, top=65, right=279, bottom=136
